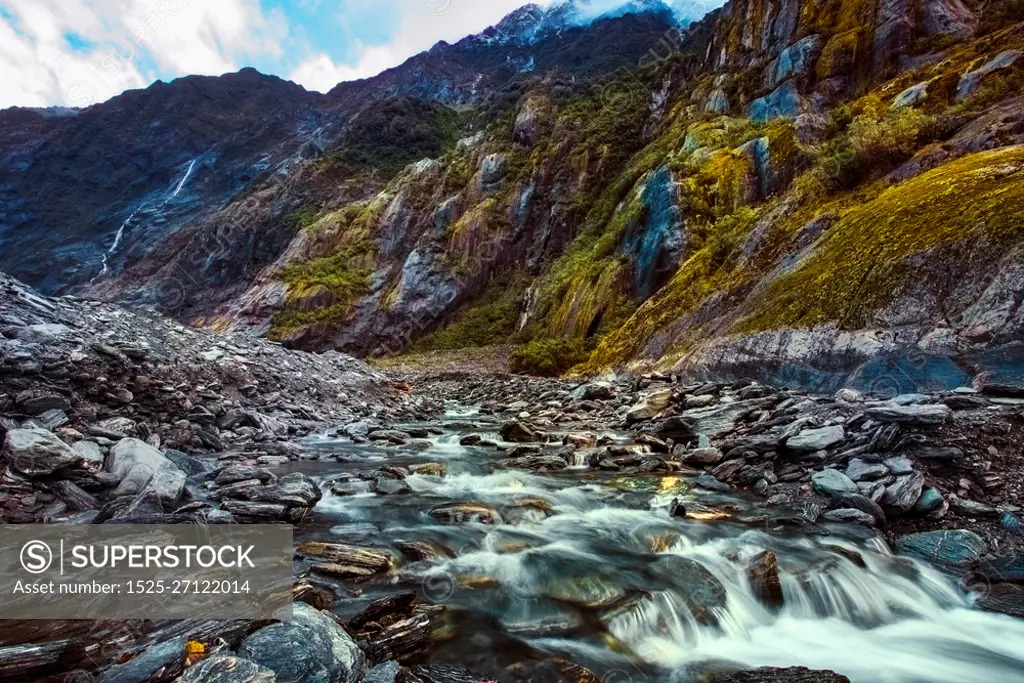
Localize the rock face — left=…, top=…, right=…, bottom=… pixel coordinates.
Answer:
left=618, top=166, right=686, bottom=300
left=239, top=602, right=365, bottom=683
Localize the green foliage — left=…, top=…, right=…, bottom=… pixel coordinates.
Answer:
left=286, top=207, right=321, bottom=231
left=334, top=97, right=460, bottom=176
left=848, top=96, right=930, bottom=165
left=510, top=338, right=595, bottom=377
left=412, top=273, right=530, bottom=351
left=979, top=0, right=1024, bottom=34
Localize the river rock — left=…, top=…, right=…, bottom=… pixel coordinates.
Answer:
left=3, top=428, right=83, bottom=477
left=978, top=583, right=1024, bottom=618
left=823, top=508, right=876, bottom=526
left=174, top=654, right=276, bottom=682
left=913, top=487, right=945, bottom=515
left=978, top=554, right=1024, bottom=583
left=548, top=574, right=624, bottom=608
left=811, top=469, right=858, bottom=497
left=651, top=555, right=727, bottom=618
left=746, top=550, right=784, bottom=609
left=373, top=477, right=412, bottom=495
left=834, top=494, right=887, bottom=528
left=572, top=382, right=615, bottom=401
left=100, top=635, right=187, bottom=683
left=864, top=404, right=951, bottom=425
left=139, top=462, right=187, bottom=510
left=626, top=388, right=674, bottom=424
left=683, top=447, right=725, bottom=465
left=429, top=502, right=503, bottom=524
left=845, top=458, right=889, bottom=482
left=695, top=473, right=730, bottom=492
left=499, top=421, right=539, bottom=443
left=896, top=529, right=985, bottom=567
left=707, top=667, right=851, bottom=683
left=787, top=425, right=845, bottom=451
left=880, top=471, right=925, bottom=512
left=72, top=439, right=105, bottom=465
left=239, top=602, right=364, bottom=683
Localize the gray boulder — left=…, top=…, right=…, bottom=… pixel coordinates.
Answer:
left=239, top=602, right=364, bottom=683
left=957, top=51, right=1021, bottom=101
left=3, top=428, right=83, bottom=477
left=107, top=438, right=170, bottom=496
left=811, top=469, right=858, bottom=497
left=864, top=403, right=951, bottom=425
left=896, top=529, right=985, bottom=567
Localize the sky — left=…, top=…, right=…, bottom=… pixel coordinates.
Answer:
left=0, top=0, right=565, bottom=109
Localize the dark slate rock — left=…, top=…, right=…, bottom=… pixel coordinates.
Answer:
left=896, top=529, right=985, bottom=567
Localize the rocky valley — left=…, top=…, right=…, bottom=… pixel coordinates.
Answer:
left=2, top=0, right=1024, bottom=681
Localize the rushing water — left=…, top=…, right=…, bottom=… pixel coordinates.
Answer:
left=293, top=404, right=1024, bottom=683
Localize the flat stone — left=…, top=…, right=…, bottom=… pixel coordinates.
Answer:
left=823, top=508, right=876, bottom=526
left=787, top=425, right=845, bottom=451
left=864, top=403, right=951, bottom=425
left=896, top=529, right=985, bottom=567
left=845, top=458, right=889, bottom=482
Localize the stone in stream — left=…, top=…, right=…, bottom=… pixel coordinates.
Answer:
left=822, top=508, right=876, bottom=526
left=3, top=428, right=84, bottom=477
left=746, top=550, right=784, bottom=609
left=786, top=425, right=845, bottom=451
left=174, top=654, right=276, bottom=682
left=459, top=434, right=482, bottom=446
left=373, top=477, right=412, bottom=495
left=834, top=494, right=887, bottom=528
left=978, top=583, right=1024, bottom=618
left=695, top=473, right=730, bottom=492
left=896, top=529, right=985, bottom=568
left=298, top=541, right=393, bottom=579
left=500, top=659, right=600, bottom=683
left=98, top=635, right=188, bottom=683
left=239, top=602, right=364, bottom=683
left=706, top=667, right=851, bottom=682
left=428, top=502, right=504, bottom=524
left=625, top=388, right=673, bottom=424
left=548, top=574, right=625, bottom=608
left=499, top=420, right=540, bottom=443
left=565, top=433, right=598, bottom=448
left=367, top=430, right=411, bottom=444
left=651, top=555, right=728, bottom=619
left=811, top=469, right=858, bottom=497
left=681, top=447, right=725, bottom=465
left=395, top=540, right=455, bottom=562
left=977, top=554, right=1024, bottom=583
left=410, top=462, right=446, bottom=476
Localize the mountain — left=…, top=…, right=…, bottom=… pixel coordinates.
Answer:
left=2, top=0, right=1024, bottom=390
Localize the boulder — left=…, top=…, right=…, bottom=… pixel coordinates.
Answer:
left=892, top=81, right=929, bottom=108
left=811, top=469, right=858, bottom=497
left=787, top=425, right=845, bottom=451
left=239, top=602, right=364, bottom=683
left=845, top=458, right=889, bottom=482
left=72, top=440, right=105, bottom=465
left=3, top=428, right=83, bottom=477
left=748, top=80, right=812, bottom=123
left=571, top=382, right=615, bottom=401
left=499, top=421, right=539, bottom=443
left=625, top=388, right=674, bottom=424
left=978, top=583, right=1024, bottom=619
left=429, top=501, right=503, bottom=524
left=823, top=508, right=876, bottom=526
left=746, top=550, right=784, bottom=609
left=896, top=529, right=985, bottom=567
left=107, top=437, right=169, bottom=495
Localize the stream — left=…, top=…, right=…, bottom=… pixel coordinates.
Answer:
left=287, top=403, right=1024, bottom=683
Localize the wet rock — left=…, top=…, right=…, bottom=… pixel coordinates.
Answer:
left=502, top=455, right=567, bottom=471
left=650, top=415, right=698, bottom=443
left=239, top=602, right=364, bottom=683
left=174, top=654, right=276, bottom=682
left=707, top=667, right=851, bottom=683
left=811, top=469, right=858, bottom=497
left=896, top=529, right=985, bottom=568
left=880, top=471, right=925, bottom=512
left=364, top=661, right=401, bottom=683
left=571, top=382, right=615, bottom=401
left=428, top=502, right=503, bottom=524
left=626, top=388, right=673, bottom=423
left=498, top=659, right=599, bottom=683
left=3, top=428, right=83, bottom=477
left=786, top=425, right=845, bottom=452
left=298, top=541, right=392, bottom=579
left=548, top=574, right=625, bottom=608
left=499, top=421, right=539, bottom=443
left=668, top=498, right=687, bottom=518
left=746, top=550, right=784, bottom=609
left=823, top=508, right=876, bottom=526
left=834, top=494, right=887, bottom=528
left=864, top=403, right=951, bottom=425
left=139, top=463, right=187, bottom=510
left=459, top=434, right=482, bottom=446
left=373, top=478, right=413, bottom=495
left=978, top=583, right=1024, bottom=618
left=682, top=447, right=725, bottom=465
left=1000, top=511, right=1022, bottom=533
left=368, top=430, right=411, bottom=444
left=409, top=463, right=446, bottom=477
left=978, top=554, right=1024, bottom=583
left=400, top=664, right=495, bottom=683
left=565, top=433, right=597, bottom=449
left=695, top=473, right=730, bottom=492
left=652, top=555, right=728, bottom=618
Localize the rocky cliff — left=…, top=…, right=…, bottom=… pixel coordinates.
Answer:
left=2, top=0, right=1024, bottom=389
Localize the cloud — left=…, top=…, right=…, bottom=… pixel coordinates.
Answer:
left=0, top=0, right=286, bottom=109
left=287, top=0, right=555, bottom=93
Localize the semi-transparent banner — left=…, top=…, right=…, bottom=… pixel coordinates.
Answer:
left=0, top=525, right=293, bottom=619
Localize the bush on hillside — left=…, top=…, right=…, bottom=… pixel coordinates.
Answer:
left=509, top=338, right=593, bottom=377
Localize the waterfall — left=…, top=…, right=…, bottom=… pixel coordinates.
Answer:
left=97, top=210, right=138, bottom=277
left=171, top=158, right=197, bottom=198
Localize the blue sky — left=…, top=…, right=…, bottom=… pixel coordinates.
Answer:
left=0, top=0, right=554, bottom=108
left=0, top=0, right=716, bottom=109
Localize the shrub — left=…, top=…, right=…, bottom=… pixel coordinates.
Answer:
left=847, top=98, right=928, bottom=167
left=509, top=338, right=594, bottom=377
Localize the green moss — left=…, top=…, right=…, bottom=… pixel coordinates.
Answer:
left=412, top=272, right=530, bottom=351
left=735, top=146, right=1024, bottom=332
left=510, top=338, right=595, bottom=377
